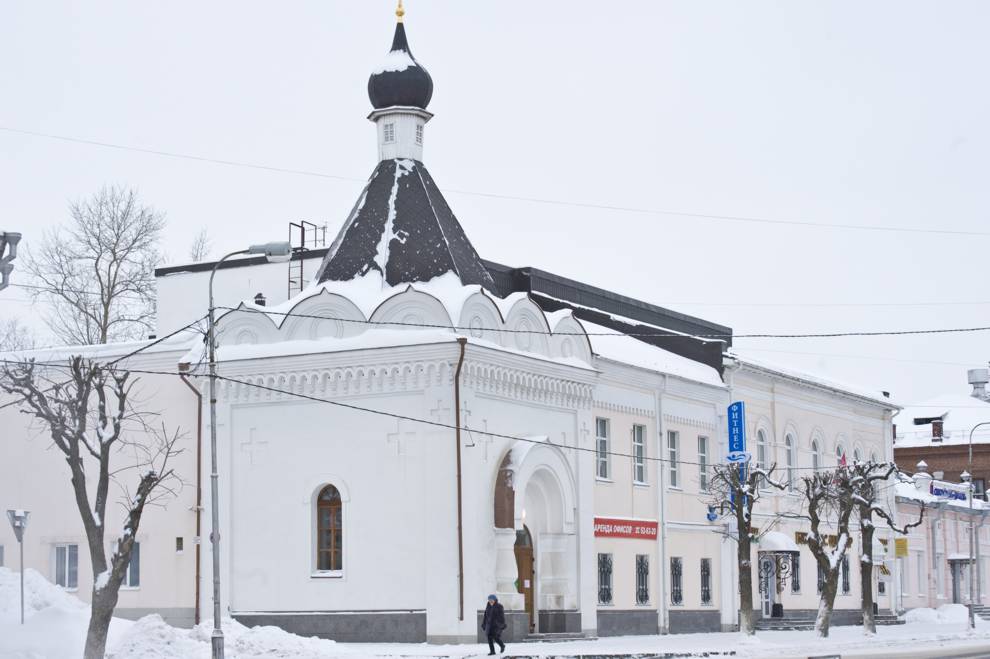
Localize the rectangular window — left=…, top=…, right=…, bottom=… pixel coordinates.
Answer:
left=55, top=544, right=78, bottom=589
left=791, top=553, right=801, bottom=593
left=635, top=554, right=650, bottom=605
left=670, top=557, right=683, bottom=605
left=415, top=124, right=423, bottom=145
left=701, top=558, right=712, bottom=605
left=632, top=425, right=647, bottom=484
left=698, top=436, right=709, bottom=491
left=667, top=431, right=679, bottom=488
left=596, top=418, right=610, bottom=479
left=175, top=537, right=184, bottom=553
left=123, top=542, right=140, bottom=588
left=817, top=561, right=826, bottom=594
left=383, top=123, right=395, bottom=143
left=841, top=555, right=850, bottom=594
left=597, top=553, right=613, bottom=605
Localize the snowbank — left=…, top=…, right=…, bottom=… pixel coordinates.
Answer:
left=0, top=567, right=86, bottom=624
left=0, top=567, right=132, bottom=658
left=904, top=604, right=985, bottom=625
left=108, top=615, right=342, bottom=659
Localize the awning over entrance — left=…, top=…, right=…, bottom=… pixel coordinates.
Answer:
left=758, top=531, right=801, bottom=554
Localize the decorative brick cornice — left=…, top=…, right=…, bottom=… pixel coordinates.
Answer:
left=663, top=413, right=717, bottom=431
left=593, top=400, right=655, bottom=418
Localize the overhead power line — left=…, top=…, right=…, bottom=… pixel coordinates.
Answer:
left=3, top=125, right=989, bottom=238
left=216, top=305, right=990, bottom=340
left=3, top=357, right=962, bottom=473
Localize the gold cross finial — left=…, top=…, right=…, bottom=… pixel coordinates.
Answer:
left=396, top=0, right=405, bottom=23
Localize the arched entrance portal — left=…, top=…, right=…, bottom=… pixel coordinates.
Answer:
left=493, top=439, right=578, bottom=634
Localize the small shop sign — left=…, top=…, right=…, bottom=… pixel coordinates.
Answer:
left=594, top=517, right=658, bottom=539
left=930, top=480, right=968, bottom=501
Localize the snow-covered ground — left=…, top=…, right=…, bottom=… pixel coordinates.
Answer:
left=3, top=567, right=990, bottom=658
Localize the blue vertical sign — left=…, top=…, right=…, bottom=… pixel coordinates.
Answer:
left=727, top=401, right=748, bottom=503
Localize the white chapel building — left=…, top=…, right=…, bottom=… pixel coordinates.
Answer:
left=1, top=8, right=910, bottom=643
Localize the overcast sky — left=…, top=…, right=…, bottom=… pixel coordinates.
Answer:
left=2, top=1, right=988, bottom=408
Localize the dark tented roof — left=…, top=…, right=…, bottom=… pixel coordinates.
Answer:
left=314, top=159, right=496, bottom=290
left=367, top=22, right=433, bottom=110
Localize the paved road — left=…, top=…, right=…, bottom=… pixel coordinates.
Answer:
left=799, top=642, right=990, bottom=659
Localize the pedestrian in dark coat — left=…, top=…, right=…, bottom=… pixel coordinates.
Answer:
left=481, top=594, right=506, bottom=655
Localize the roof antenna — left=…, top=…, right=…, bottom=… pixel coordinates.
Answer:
left=396, top=0, right=404, bottom=23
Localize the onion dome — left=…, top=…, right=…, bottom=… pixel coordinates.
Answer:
left=367, top=3, right=433, bottom=110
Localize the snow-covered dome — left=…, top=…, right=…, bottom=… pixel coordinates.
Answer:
left=367, top=11, right=433, bottom=110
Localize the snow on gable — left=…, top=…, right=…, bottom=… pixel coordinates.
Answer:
left=579, top=320, right=723, bottom=387
left=206, top=271, right=596, bottom=370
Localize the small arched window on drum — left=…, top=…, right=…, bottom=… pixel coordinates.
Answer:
left=317, top=485, right=343, bottom=571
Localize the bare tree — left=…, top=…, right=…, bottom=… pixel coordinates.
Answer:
left=851, top=462, right=923, bottom=634
left=0, top=317, right=37, bottom=351
left=188, top=228, right=212, bottom=263
left=708, top=462, right=785, bottom=634
left=800, top=468, right=857, bottom=638
left=0, top=357, right=183, bottom=659
left=24, top=185, right=165, bottom=345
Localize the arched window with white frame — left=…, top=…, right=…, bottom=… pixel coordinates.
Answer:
left=784, top=433, right=796, bottom=491
left=853, top=447, right=862, bottom=465
left=756, top=428, right=769, bottom=485
left=835, top=441, right=846, bottom=467
left=316, top=484, right=343, bottom=572
left=811, top=437, right=822, bottom=472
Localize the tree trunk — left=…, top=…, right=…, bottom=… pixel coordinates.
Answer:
left=739, top=533, right=756, bottom=634
left=815, top=571, right=840, bottom=638
left=860, top=513, right=877, bottom=635
left=84, top=589, right=118, bottom=659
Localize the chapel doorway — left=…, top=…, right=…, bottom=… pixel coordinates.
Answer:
left=514, top=526, right=535, bottom=632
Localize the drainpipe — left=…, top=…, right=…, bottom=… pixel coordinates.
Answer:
left=180, top=372, right=203, bottom=626
left=454, top=337, right=467, bottom=622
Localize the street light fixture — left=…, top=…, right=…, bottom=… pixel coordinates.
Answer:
left=6, top=509, right=30, bottom=625
left=206, top=241, right=291, bottom=659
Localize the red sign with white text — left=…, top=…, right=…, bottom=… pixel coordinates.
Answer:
left=594, top=517, right=658, bottom=540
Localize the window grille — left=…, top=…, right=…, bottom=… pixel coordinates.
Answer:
left=633, top=425, right=646, bottom=484
left=700, top=558, right=712, bottom=605
left=817, top=561, right=826, bottom=594
left=596, top=418, right=609, bottom=479
left=597, top=553, right=613, bottom=605
left=671, top=557, right=683, bottom=605
left=636, top=555, right=650, bottom=605
left=667, top=431, right=679, bottom=488
left=841, top=555, right=850, bottom=594
left=698, top=436, right=709, bottom=491
left=791, top=553, right=801, bottom=593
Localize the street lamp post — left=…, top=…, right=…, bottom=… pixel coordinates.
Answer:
left=968, top=421, right=990, bottom=632
left=206, top=242, right=291, bottom=659
left=6, top=510, right=30, bottom=625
